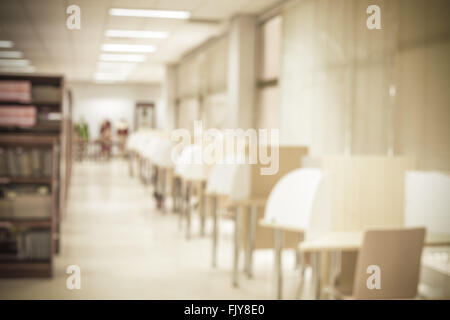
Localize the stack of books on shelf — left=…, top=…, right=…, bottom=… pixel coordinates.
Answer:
left=0, top=147, right=53, bottom=178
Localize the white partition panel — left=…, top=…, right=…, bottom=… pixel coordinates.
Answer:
left=405, top=171, right=450, bottom=234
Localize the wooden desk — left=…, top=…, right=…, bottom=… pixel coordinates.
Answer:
left=300, top=231, right=450, bottom=252
left=298, top=231, right=450, bottom=299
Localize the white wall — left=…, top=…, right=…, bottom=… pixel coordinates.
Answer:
left=69, top=82, right=161, bottom=139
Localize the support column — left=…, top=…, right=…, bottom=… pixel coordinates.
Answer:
left=227, top=15, right=257, bottom=130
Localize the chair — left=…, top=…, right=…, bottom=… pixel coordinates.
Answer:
left=146, top=137, right=175, bottom=212
left=261, top=168, right=324, bottom=299
left=335, top=228, right=426, bottom=299
left=174, top=144, right=212, bottom=238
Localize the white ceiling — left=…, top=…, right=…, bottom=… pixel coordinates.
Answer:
left=0, top=0, right=281, bottom=84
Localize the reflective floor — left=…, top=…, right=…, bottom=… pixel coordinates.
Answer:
left=0, top=160, right=304, bottom=299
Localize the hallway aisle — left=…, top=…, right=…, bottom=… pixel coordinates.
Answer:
left=0, top=160, right=299, bottom=299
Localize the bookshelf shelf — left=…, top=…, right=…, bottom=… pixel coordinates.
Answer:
left=0, top=101, right=60, bottom=107
left=0, top=177, right=53, bottom=184
left=0, top=218, right=52, bottom=228
left=0, top=261, right=52, bottom=278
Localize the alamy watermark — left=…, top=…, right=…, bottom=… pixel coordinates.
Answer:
left=366, top=5, right=381, bottom=30
left=66, top=5, right=81, bottom=30
left=171, top=121, right=280, bottom=175
left=366, top=265, right=381, bottom=290
left=66, top=265, right=81, bottom=290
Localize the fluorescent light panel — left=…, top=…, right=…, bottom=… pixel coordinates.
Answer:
left=0, top=41, right=14, bottom=48
left=99, top=54, right=146, bottom=62
left=0, top=59, right=30, bottom=67
left=96, top=61, right=137, bottom=72
left=109, top=8, right=190, bottom=19
left=105, top=30, right=168, bottom=39
left=102, top=43, right=156, bottom=53
left=94, top=73, right=128, bottom=81
left=0, top=51, right=23, bottom=58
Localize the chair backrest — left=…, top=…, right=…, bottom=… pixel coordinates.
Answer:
left=174, top=144, right=210, bottom=180
left=263, top=168, right=323, bottom=229
left=404, top=171, right=450, bottom=234
left=206, top=161, right=241, bottom=196
left=152, top=138, right=175, bottom=167
left=352, top=228, right=426, bottom=299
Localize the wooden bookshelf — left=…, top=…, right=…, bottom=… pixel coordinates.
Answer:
left=0, top=74, right=71, bottom=278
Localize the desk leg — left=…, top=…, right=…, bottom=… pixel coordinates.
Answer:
left=161, top=168, right=166, bottom=213
left=311, top=252, right=322, bottom=300
left=233, top=206, right=241, bottom=287
left=212, top=195, right=218, bottom=268
left=327, top=251, right=341, bottom=300
left=129, top=152, right=134, bottom=177
left=199, top=182, right=205, bottom=237
left=274, top=229, right=284, bottom=299
left=174, top=177, right=181, bottom=214
left=171, top=176, right=177, bottom=213
left=245, top=205, right=256, bottom=278
left=295, top=251, right=307, bottom=299
left=179, top=180, right=186, bottom=229
left=185, top=181, right=191, bottom=240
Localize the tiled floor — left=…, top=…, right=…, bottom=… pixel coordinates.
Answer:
left=0, top=160, right=306, bottom=299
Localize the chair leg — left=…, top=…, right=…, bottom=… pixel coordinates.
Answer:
left=212, top=195, right=218, bottom=268
left=295, top=251, right=307, bottom=299
left=310, top=252, right=322, bottom=300
left=274, top=229, right=284, bottom=299
left=245, top=205, right=256, bottom=278
left=232, top=206, right=241, bottom=287
left=185, top=182, right=192, bottom=240
left=178, top=180, right=185, bottom=229
left=199, top=182, right=206, bottom=236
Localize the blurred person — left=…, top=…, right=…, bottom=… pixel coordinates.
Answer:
left=116, top=118, right=129, bottom=158
left=99, top=119, right=112, bottom=160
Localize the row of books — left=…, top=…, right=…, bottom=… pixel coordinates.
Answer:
left=0, top=147, right=53, bottom=178
left=0, top=186, right=52, bottom=219
left=0, top=228, right=51, bottom=261
left=0, top=80, right=61, bottom=104
left=0, top=106, right=62, bottom=129
left=0, top=81, right=31, bottom=103
left=0, top=105, right=37, bottom=127
left=17, top=230, right=52, bottom=260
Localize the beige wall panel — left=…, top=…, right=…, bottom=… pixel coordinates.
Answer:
left=321, top=156, right=417, bottom=232
left=250, top=146, right=308, bottom=198
left=424, top=42, right=450, bottom=170
left=394, top=48, right=426, bottom=163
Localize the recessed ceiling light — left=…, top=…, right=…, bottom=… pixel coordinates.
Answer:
left=105, top=30, right=168, bottom=39
left=109, top=8, right=190, bottom=19
left=0, top=51, right=23, bottom=58
left=0, top=59, right=30, bottom=67
left=99, top=54, right=146, bottom=62
left=102, top=44, right=156, bottom=53
left=0, top=41, right=14, bottom=48
left=97, top=61, right=137, bottom=71
left=94, top=72, right=129, bottom=81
